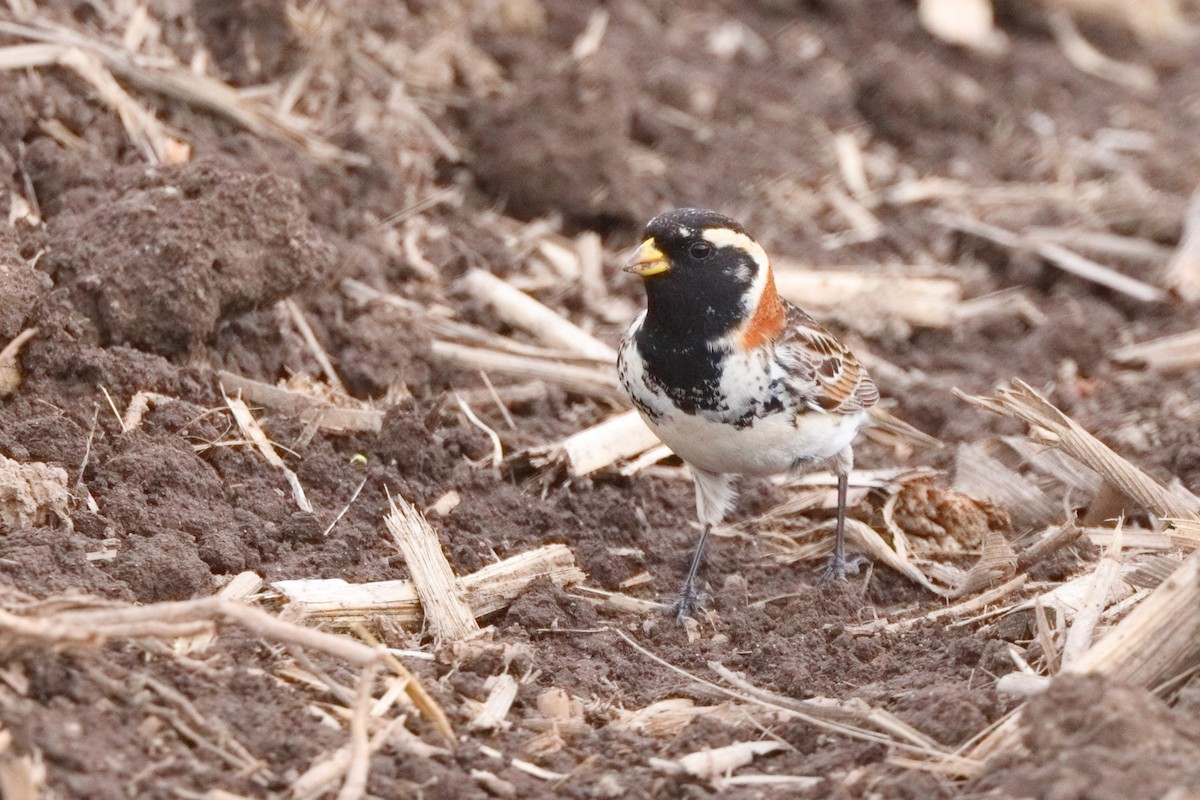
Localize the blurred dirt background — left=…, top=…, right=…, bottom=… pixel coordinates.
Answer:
left=2, top=0, right=1200, bottom=798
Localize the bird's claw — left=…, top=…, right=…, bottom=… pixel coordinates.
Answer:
left=817, top=553, right=867, bottom=584
left=669, top=584, right=706, bottom=621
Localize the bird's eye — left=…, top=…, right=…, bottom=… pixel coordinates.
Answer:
left=689, top=242, right=713, bottom=259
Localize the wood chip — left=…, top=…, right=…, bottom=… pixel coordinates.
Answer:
left=771, top=264, right=962, bottom=328
left=521, top=409, right=661, bottom=477
left=273, top=544, right=585, bottom=628
left=461, top=268, right=616, bottom=362
left=468, top=674, right=519, bottom=732
left=650, top=741, right=785, bottom=781
left=1163, top=187, right=1200, bottom=302
left=384, top=495, right=480, bottom=642
left=918, top=0, right=1006, bottom=53
left=219, top=371, right=384, bottom=434
left=429, top=341, right=621, bottom=402
left=1112, top=328, right=1200, bottom=371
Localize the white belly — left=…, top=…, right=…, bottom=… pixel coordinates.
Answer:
left=618, top=313, right=867, bottom=477
left=644, top=406, right=866, bottom=476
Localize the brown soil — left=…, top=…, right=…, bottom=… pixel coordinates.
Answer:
left=2, top=1, right=1200, bottom=798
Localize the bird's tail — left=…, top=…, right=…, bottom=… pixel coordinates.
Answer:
left=864, top=406, right=942, bottom=449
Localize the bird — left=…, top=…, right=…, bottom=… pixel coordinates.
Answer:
left=617, top=208, right=879, bottom=618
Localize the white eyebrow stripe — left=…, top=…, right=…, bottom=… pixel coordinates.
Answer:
left=701, top=228, right=769, bottom=274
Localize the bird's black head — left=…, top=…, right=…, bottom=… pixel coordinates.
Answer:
left=624, top=208, right=770, bottom=343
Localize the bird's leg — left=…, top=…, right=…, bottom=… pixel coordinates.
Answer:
left=819, top=448, right=866, bottom=583
left=671, top=469, right=736, bottom=619
left=673, top=523, right=711, bottom=619
left=819, top=470, right=852, bottom=582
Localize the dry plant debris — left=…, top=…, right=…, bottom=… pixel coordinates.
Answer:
left=964, top=550, right=1200, bottom=771
left=958, top=379, right=1200, bottom=519
left=0, top=328, right=35, bottom=397
left=1040, top=0, right=1187, bottom=41
left=0, top=18, right=363, bottom=164
left=0, top=583, right=460, bottom=797
left=1045, top=10, right=1157, bottom=90
left=1112, top=328, right=1200, bottom=371
left=222, top=390, right=313, bottom=513
left=272, top=544, right=585, bottom=628
left=384, top=493, right=480, bottom=641
left=0, top=453, right=70, bottom=530
left=917, top=0, right=1007, bottom=54
left=649, top=740, right=788, bottom=782
left=466, top=673, right=519, bottom=732
left=770, top=263, right=963, bottom=329
left=4, top=0, right=1200, bottom=798
left=461, top=268, right=617, bottom=362
left=1162, top=187, right=1200, bottom=302
left=933, top=211, right=1169, bottom=303
left=217, top=371, right=384, bottom=434
left=521, top=409, right=660, bottom=477
left=0, top=726, right=45, bottom=800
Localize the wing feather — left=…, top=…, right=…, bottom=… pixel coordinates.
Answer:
left=776, top=303, right=878, bottom=414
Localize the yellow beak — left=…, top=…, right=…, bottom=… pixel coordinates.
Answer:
left=622, top=239, right=669, bottom=277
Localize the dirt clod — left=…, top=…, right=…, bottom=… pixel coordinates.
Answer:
left=971, top=676, right=1200, bottom=800
left=44, top=164, right=333, bottom=357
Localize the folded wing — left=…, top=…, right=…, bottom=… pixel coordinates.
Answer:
left=776, top=303, right=879, bottom=414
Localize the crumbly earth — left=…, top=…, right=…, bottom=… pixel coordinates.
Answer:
left=2, top=1, right=1200, bottom=798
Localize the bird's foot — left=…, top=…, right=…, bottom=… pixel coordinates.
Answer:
left=817, top=553, right=868, bottom=584
left=669, top=582, right=707, bottom=621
